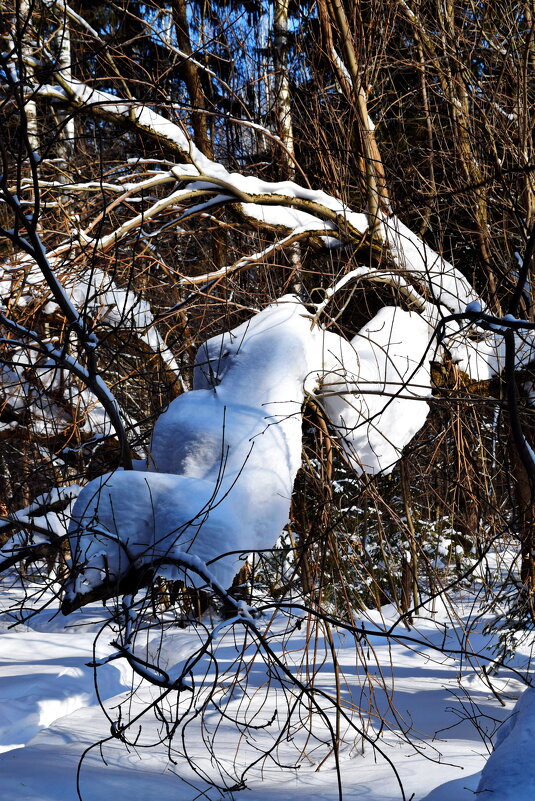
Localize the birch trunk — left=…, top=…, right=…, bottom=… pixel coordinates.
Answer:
left=53, top=4, right=74, bottom=164
left=273, top=0, right=301, bottom=278
left=273, top=0, right=295, bottom=174
left=20, top=0, right=39, bottom=155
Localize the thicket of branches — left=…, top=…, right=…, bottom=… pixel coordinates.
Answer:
left=0, top=1, right=534, bottom=798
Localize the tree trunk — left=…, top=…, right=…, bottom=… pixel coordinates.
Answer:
left=20, top=0, right=39, bottom=156
left=172, top=0, right=213, bottom=159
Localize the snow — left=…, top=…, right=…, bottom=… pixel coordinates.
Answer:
left=319, top=307, right=434, bottom=475
left=63, top=296, right=444, bottom=608
left=0, top=343, right=135, bottom=440
left=53, top=265, right=181, bottom=378
left=239, top=201, right=336, bottom=232
left=380, top=216, right=481, bottom=315
left=64, top=469, right=251, bottom=597
left=1, top=257, right=181, bottom=379
left=475, top=687, right=535, bottom=799
left=0, top=574, right=532, bottom=801
left=465, top=300, right=482, bottom=313
left=446, top=325, right=535, bottom=382
left=1, top=256, right=180, bottom=448
left=0, top=486, right=81, bottom=566
left=66, top=297, right=330, bottom=603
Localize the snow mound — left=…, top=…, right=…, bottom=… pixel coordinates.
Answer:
left=476, top=687, right=535, bottom=800
left=65, top=297, right=436, bottom=608
left=65, top=297, right=329, bottom=605
left=64, top=470, right=249, bottom=600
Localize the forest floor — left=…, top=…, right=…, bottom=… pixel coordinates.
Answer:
left=0, top=566, right=532, bottom=801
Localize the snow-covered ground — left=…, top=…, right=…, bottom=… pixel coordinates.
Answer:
left=0, top=572, right=532, bottom=801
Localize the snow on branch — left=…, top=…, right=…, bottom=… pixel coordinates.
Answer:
left=1, top=245, right=183, bottom=380
left=318, top=306, right=435, bottom=475
left=34, top=74, right=477, bottom=311
left=0, top=306, right=132, bottom=467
